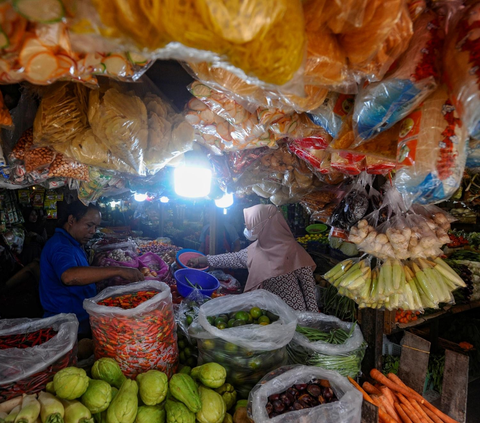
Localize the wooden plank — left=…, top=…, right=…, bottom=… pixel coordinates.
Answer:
left=440, top=349, right=469, bottom=423
left=398, top=332, right=431, bottom=395
left=361, top=399, right=379, bottom=423
left=383, top=310, right=395, bottom=335
left=361, top=309, right=384, bottom=374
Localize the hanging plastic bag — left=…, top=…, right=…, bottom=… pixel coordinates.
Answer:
left=11, top=127, right=34, bottom=162
left=23, top=147, right=56, bottom=173
left=0, top=90, right=12, bottom=128
left=48, top=153, right=89, bottom=181
left=287, top=313, right=365, bottom=378
left=0, top=314, right=78, bottom=401
left=189, top=290, right=297, bottom=398
left=444, top=2, right=480, bottom=140
left=353, top=10, right=443, bottom=142
left=84, top=281, right=178, bottom=378
left=308, top=92, right=354, bottom=138
left=248, top=365, right=362, bottom=423
left=394, top=86, right=468, bottom=205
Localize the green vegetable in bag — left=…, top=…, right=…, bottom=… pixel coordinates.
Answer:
left=191, top=363, right=226, bottom=389
left=91, top=358, right=126, bottom=389
left=168, top=374, right=201, bottom=413
left=164, top=400, right=195, bottom=423
left=214, top=384, right=236, bottom=411
left=106, top=379, right=138, bottom=423
left=136, top=370, right=168, bottom=406
left=54, top=368, right=90, bottom=400
left=60, top=400, right=94, bottom=423
left=196, top=386, right=226, bottom=423
left=134, top=406, right=165, bottom=423
left=38, top=392, right=64, bottom=423
left=81, top=380, right=112, bottom=414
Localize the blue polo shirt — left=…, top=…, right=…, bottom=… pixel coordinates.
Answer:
left=39, top=228, right=96, bottom=334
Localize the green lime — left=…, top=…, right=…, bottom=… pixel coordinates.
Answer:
left=261, top=309, right=267, bottom=316
left=248, top=357, right=263, bottom=371
left=258, top=315, right=270, bottom=325
left=228, top=319, right=236, bottom=328
left=224, top=342, right=238, bottom=353
left=178, top=340, right=186, bottom=350
left=234, top=311, right=250, bottom=322
left=250, top=307, right=262, bottom=319
left=259, top=322, right=269, bottom=326
left=216, top=321, right=227, bottom=330
left=215, top=317, right=227, bottom=327
left=186, top=315, right=193, bottom=325
left=186, top=357, right=197, bottom=367
left=266, top=311, right=279, bottom=322
left=229, top=312, right=237, bottom=320
left=179, top=351, right=186, bottom=363
left=202, top=339, right=216, bottom=350
left=184, top=347, right=192, bottom=358
left=218, top=314, right=229, bottom=321
left=233, top=320, right=245, bottom=327
left=207, top=316, right=215, bottom=325
left=247, top=313, right=253, bottom=324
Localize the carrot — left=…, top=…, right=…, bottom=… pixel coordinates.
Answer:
left=395, top=402, right=413, bottom=423
left=420, top=404, right=445, bottom=423
left=380, top=386, right=398, bottom=407
left=371, top=395, right=387, bottom=413
left=371, top=369, right=424, bottom=403
left=422, top=401, right=460, bottom=423
left=378, top=394, right=401, bottom=422
left=348, top=377, right=397, bottom=423
left=411, top=400, right=434, bottom=423
left=363, top=381, right=383, bottom=396
left=396, top=394, right=425, bottom=423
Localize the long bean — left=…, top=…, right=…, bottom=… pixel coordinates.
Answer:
left=296, top=323, right=356, bottom=345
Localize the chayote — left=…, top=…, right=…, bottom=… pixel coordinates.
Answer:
left=91, top=358, right=126, bottom=389
left=106, top=379, right=138, bottom=423
left=191, top=364, right=226, bottom=389
left=136, top=370, right=168, bottom=406
left=169, top=374, right=201, bottom=413
left=165, top=400, right=194, bottom=423
left=214, top=384, right=237, bottom=411
left=81, top=379, right=112, bottom=414
left=196, top=386, right=226, bottom=423
left=222, top=414, right=233, bottom=423
left=54, top=368, right=90, bottom=400
left=134, top=406, right=165, bottom=423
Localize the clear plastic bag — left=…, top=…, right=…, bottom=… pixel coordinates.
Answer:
left=353, top=10, right=443, bottom=142
left=444, top=2, right=480, bottom=140
left=0, top=314, right=78, bottom=401
left=0, top=90, right=12, bottom=129
left=138, top=252, right=170, bottom=282
left=248, top=365, right=362, bottom=423
left=189, top=290, right=297, bottom=397
left=300, top=186, right=346, bottom=224
left=48, top=153, right=89, bottom=181
left=24, top=147, right=56, bottom=173
left=287, top=313, right=365, bottom=378
left=394, top=85, right=468, bottom=205
left=98, top=249, right=139, bottom=268
left=308, top=93, right=355, bottom=138
left=84, top=281, right=178, bottom=378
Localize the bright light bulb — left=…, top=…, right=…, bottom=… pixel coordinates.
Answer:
left=109, top=200, right=121, bottom=207
left=160, top=196, right=169, bottom=203
left=174, top=167, right=212, bottom=198
left=215, top=192, right=234, bottom=208
left=134, top=192, right=147, bottom=202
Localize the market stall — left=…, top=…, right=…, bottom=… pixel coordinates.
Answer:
left=2, top=0, right=480, bottom=422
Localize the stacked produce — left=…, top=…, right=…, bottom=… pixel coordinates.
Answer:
left=136, top=241, right=180, bottom=265
left=350, top=369, right=460, bottom=423
left=448, top=250, right=480, bottom=302
left=395, top=310, right=421, bottom=324
left=324, top=256, right=466, bottom=310
left=296, top=233, right=329, bottom=250
left=287, top=313, right=365, bottom=378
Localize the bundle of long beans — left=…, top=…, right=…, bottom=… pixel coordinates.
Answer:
left=295, top=323, right=356, bottom=344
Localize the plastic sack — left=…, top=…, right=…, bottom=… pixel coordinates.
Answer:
left=353, top=10, right=443, bottom=142
left=444, top=2, right=480, bottom=140
left=394, top=86, right=468, bottom=205
left=287, top=313, right=365, bottom=378
left=189, top=290, right=297, bottom=397
left=248, top=365, right=362, bottom=423
left=0, top=314, right=78, bottom=401
left=138, top=252, right=170, bottom=281
left=84, top=281, right=178, bottom=378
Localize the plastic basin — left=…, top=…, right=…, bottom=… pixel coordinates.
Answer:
left=174, top=268, right=220, bottom=298
left=176, top=249, right=208, bottom=271
left=306, top=224, right=328, bottom=234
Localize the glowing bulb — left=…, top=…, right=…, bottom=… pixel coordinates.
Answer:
left=174, top=167, right=212, bottom=198
left=109, top=200, right=121, bottom=207
left=160, top=196, right=169, bottom=203
left=215, top=193, right=234, bottom=208
left=134, top=192, right=147, bottom=202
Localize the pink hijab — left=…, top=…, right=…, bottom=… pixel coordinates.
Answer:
left=243, top=204, right=316, bottom=292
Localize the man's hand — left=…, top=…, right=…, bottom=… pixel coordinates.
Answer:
left=118, top=268, right=145, bottom=282
left=187, top=256, right=209, bottom=268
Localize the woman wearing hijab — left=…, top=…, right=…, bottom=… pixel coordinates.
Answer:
left=188, top=204, right=318, bottom=312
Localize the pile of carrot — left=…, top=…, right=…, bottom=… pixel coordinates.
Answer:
left=348, top=369, right=460, bottom=423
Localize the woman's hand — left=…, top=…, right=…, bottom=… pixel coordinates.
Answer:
left=118, top=268, right=145, bottom=282
left=187, top=256, right=209, bottom=268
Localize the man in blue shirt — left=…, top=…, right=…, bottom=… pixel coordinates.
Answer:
left=40, top=201, right=144, bottom=337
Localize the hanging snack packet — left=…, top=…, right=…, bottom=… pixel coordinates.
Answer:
left=48, top=153, right=90, bottom=181
left=394, top=86, right=467, bottom=205
left=353, top=10, right=443, bottom=142
left=24, top=147, right=56, bottom=173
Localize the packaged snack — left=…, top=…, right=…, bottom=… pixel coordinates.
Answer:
left=0, top=90, right=12, bottom=128
left=24, top=147, right=56, bottom=173
left=48, top=153, right=90, bottom=181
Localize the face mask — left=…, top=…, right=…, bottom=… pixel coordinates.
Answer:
left=243, top=227, right=258, bottom=241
